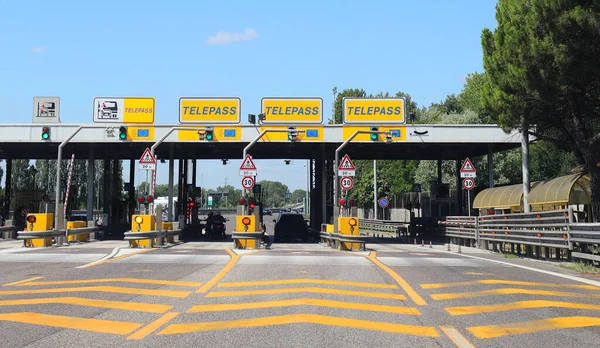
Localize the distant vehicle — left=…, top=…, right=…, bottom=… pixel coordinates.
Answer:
left=273, top=212, right=308, bottom=243
left=98, top=101, right=118, bottom=119
left=68, top=214, right=87, bottom=222
left=263, top=208, right=272, bottom=216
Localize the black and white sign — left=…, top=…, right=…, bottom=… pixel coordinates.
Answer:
left=462, top=178, right=475, bottom=191
left=239, top=155, right=258, bottom=176
left=33, top=97, right=60, bottom=123
left=340, top=176, right=354, bottom=190
left=337, top=154, right=356, bottom=176
left=242, top=176, right=255, bottom=189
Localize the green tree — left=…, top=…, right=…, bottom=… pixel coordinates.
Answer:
left=291, top=189, right=306, bottom=204
left=482, top=0, right=600, bottom=219
left=458, top=72, right=491, bottom=122
left=257, top=180, right=289, bottom=207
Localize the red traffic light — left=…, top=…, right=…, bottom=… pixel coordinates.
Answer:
left=137, top=196, right=145, bottom=204
left=349, top=199, right=355, bottom=207
left=339, top=198, right=346, bottom=206
left=146, top=196, right=154, bottom=204
left=42, top=194, right=50, bottom=202
left=248, top=197, right=255, bottom=205
left=238, top=197, right=246, bottom=205
left=42, top=126, right=49, bottom=132
left=189, top=202, right=195, bottom=207
left=249, top=203, right=255, bottom=209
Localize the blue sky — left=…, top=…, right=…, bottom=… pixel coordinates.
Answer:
left=0, top=0, right=497, bottom=192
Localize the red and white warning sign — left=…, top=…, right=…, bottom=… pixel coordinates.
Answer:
left=139, top=148, right=156, bottom=170
left=460, top=157, right=476, bottom=178
left=239, top=154, right=258, bottom=176
left=338, top=154, right=356, bottom=177
left=242, top=176, right=255, bottom=189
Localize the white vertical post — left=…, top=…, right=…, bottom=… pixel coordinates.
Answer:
left=468, top=190, right=471, bottom=217
left=521, top=124, right=531, bottom=213
left=373, top=160, right=377, bottom=220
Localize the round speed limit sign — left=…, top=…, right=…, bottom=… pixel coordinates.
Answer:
left=462, top=178, right=475, bottom=191
left=242, top=176, right=255, bottom=189
left=340, top=176, right=354, bottom=190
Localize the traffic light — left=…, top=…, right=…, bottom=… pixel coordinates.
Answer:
left=370, top=127, right=379, bottom=141
left=205, top=127, right=214, bottom=141
left=288, top=126, right=297, bottom=142
left=248, top=114, right=256, bottom=124
left=119, top=126, right=127, bottom=140
left=41, top=126, right=50, bottom=140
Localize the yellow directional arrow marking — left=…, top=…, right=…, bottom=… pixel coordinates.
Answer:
left=206, top=287, right=407, bottom=300
left=158, top=314, right=439, bottom=337
left=17, top=278, right=202, bottom=287
left=468, top=316, right=600, bottom=339
left=0, top=286, right=190, bottom=298
left=189, top=298, right=419, bottom=315
left=0, top=312, right=142, bottom=335
left=431, top=288, right=600, bottom=300
left=421, top=279, right=600, bottom=290
left=446, top=300, right=600, bottom=315
left=218, top=278, right=399, bottom=289
left=0, top=297, right=172, bottom=313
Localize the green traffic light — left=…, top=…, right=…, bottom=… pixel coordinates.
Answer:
left=206, top=133, right=213, bottom=140
left=370, top=134, right=377, bottom=140
left=119, top=133, right=126, bottom=140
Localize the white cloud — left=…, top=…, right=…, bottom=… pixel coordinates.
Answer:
left=206, top=28, right=259, bottom=45
left=31, top=46, right=45, bottom=54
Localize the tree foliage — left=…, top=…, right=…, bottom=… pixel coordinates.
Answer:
left=482, top=0, right=600, bottom=219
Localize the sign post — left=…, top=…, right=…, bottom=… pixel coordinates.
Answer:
left=460, top=158, right=476, bottom=216
left=337, top=154, right=356, bottom=177
left=139, top=148, right=157, bottom=211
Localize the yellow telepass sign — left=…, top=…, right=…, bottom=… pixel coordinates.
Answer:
left=261, top=97, right=323, bottom=124
left=179, top=97, right=241, bottom=124
left=343, top=98, right=405, bottom=124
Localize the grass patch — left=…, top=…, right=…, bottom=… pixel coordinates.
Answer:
left=502, top=253, right=518, bottom=259
left=560, top=262, right=600, bottom=274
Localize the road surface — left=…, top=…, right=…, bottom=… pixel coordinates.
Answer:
left=0, top=239, right=599, bottom=347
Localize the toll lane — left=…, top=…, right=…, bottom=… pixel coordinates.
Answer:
left=0, top=242, right=599, bottom=347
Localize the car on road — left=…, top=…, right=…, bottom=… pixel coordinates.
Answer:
left=263, top=208, right=272, bottom=215
left=273, top=212, right=308, bottom=242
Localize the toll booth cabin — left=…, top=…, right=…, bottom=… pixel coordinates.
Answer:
left=473, top=173, right=593, bottom=222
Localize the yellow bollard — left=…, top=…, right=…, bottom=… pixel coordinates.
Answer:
left=24, top=213, right=54, bottom=247
left=130, top=215, right=155, bottom=248
left=235, top=215, right=257, bottom=249
left=338, top=217, right=360, bottom=251
left=67, top=221, right=87, bottom=242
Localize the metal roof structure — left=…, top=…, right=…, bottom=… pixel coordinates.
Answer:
left=0, top=123, right=522, bottom=161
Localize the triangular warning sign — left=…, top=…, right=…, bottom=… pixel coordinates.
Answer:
left=139, top=148, right=156, bottom=164
left=460, top=157, right=476, bottom=172
left=338, top=155, right=356, bottom=171
left=240, top=155, right=257, bottom=170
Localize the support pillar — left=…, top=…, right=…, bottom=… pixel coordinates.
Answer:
left=437, top=159, right=442, bottom=184
left=111, top=157, right=120, bottom=225
left=488, top=145, right=494, bottom=188
left=177, top=157, right=183, bottom=217
left=86, top=147, right=95, bottom=223
left=4, top=159, right=11, bottom=218
left=456, top=158, right=463, bottom=215
left=312, top=149, right=324, bottom=229
left=320, top=146, right=327, bottom=224
left=168, top=144, right=174, bottom=222
left=129, top=157, right=135, bottom=224
left=102, top=159, right=110, bottom=215
left=521, top=125, right=531, bottom=213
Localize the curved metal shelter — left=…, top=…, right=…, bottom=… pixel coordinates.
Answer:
left=473, top=183, right=533, bottom=211
left=529, top=173, right=591, bottom=211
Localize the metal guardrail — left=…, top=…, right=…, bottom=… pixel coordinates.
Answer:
left=439, top=208, right=600, bottom=263
left=319, top=232, right=370, bottom=251
left=123, top=229, right=182, bottom=247
left=358, top=219, right=406, bottom=237
left=17, top=226, right=102, bottom=247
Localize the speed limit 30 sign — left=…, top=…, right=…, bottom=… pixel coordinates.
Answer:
left=242, top=176, right=255, bottom=189
left=462, top=178, right=475, bottom=191
left=340, top=176, right=354, bottom=190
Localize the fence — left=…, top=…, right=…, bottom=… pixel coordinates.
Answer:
left=439, top=208, right=600, bottom=262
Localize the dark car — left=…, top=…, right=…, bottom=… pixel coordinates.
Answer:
left=263, top=208, right=272, bottom=216
left=273, top=213, right=308, bottom=242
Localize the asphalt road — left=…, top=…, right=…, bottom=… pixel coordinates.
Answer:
left=0, top=238, right=599, bottom=347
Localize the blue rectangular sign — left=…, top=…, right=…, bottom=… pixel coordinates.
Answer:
left=224, top=129, right=236, bottom=137
left=137, top=129, right=149, bottom=137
